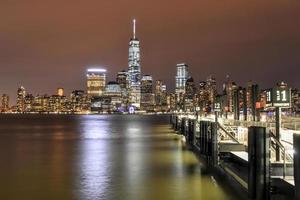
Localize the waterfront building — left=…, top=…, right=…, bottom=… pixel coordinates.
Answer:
left=205, top=75, right=217, bottom=112
left=1, top=94, right=9, bottom=112
left=246, top=80, right=253, bottom=111
left=31, top=95, right=50, bottom=112
left=17, top=86, right=26, bottom=112
left=246, top=81, right=260, bottom=120
left=70, top=90, right=86, bottom=112
left=87, top=68, right=106, bottom=97
left=116, top=70, right=128, bottom=90
left=154, top=80, right=168, bottom=111
left=49, top=95, right=67, bottom=113
left=185, top=77, right=196, bottom=111
left=116, top=70, right=129, bottom=107
left=57, top=88, right=64, bottom=96
left=223, top=77, right=237, bottom=113
left=175, top=63, right=189, bottom=95
left=24, top=94, right=34, bottom=112
left=105, top=81, right=122, bottom=96
left=197, top=81, right=209, bottom=112
left=91, top=96, right=112, bottom=113
left=155, top=80, right=163, bottom=106
left=105, top=81, right=123, bottom=110
left=169, top=93, right=176, bottom=111
left=128, top=19, right=141, bottom=108
left=141, top=75, right=154, bottom=111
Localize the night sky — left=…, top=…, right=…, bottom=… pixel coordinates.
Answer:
left=0, top=0, right=299, bottom=103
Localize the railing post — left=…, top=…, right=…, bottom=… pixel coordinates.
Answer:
left=248, top=126, right=270, bottom=200
left=293, top=133, right=300, bottom=200
left=275, top=107, right=281, bottom=161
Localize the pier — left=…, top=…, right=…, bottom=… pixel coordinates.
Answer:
left=170, top=113, right=300, bottom=200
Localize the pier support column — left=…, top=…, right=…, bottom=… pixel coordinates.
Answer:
left=211, top=122, right=218, bottom=167
left=293, top=133, right=300, bottom=200
left=199, top=121, right=203, bottom=153
left=180, top=118, right=184, bottom=135
left=248, top=126, right=270, bottom=200
left=192, top=119, right=197, bottom=147
left=175, top=116, right=179, bottom=131
left=187, top=119, right=193, bottom=145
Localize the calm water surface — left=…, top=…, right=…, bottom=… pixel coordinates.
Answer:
left=0, top=115, right=235, bottom=200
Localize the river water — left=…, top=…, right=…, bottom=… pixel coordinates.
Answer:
left=0, top=114, right=235, bottom=200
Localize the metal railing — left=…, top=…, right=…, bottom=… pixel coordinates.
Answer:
left=217, top=122, right=241, bottom=144
left=269, top=131, right=293, bottom=179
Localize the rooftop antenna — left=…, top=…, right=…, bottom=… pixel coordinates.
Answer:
left=133, top=18, right=136, bottom=39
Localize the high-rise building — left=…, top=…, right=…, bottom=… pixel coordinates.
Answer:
left=116, top=70, right=129, bottom=103
left=197, top=81, right=208, bottom=112
left=70, top=90, right=89, bottom=112
left=185, top=77, right=196, bottom=111
left=105, top=81, right=123, bottom=111
left=155, top=80, right=168, bottom=110
left=206, top=75, right=217, bottom=110
left=116, top=70, right=128, bottom=90
left=155, top=80, right=163, bottom=106
left=24, top=94, right=34, bottom=112
left=141, top=75, right=154, bottom=110
left=17, top=86, right=26, bottom=112
left=128, top=19, right=141, bottom=108
left=87, top=68, right=106, bottom=97
left=49, top=95, right=67, bottom=113
left=223, top=76, right=237, bottom=113
left=175, top=63, right=189, bottom=95
left=57, top=88, right=64, bottom=96
left=185, top=77, right=196, bottom=100
left=105, top=81, right=122, bottom=96
left=1, top=94, right=9, bottom=112
left=31, top=95, right=49, bottom=112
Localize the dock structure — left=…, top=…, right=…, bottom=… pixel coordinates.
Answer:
left=170, top=113, right=299, bottom=200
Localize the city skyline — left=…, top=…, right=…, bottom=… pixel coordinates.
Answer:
left=0, top=0, right=300, bottom=102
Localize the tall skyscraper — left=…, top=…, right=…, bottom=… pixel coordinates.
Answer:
left=141, top=75, right=154, bottom=110
left=128, top=19, right=141, bottom=108
left=185, top=77, right=196, bottom=100
left=185, top=77, right=196, bottom=111
left=223, top=76, right=237, bottom=113
left=206, top=75, right=217, bottom=110
left=17, top=86, right=26, bottom=112
left=197, top=81, right=209, bottom=112
left=1, top=94, right=9, bottom=112
left=155, top=80, right=168, bottom=111
left=175, top=63, right=189, bottom=95
left=87, top=68, right=106, bottom=97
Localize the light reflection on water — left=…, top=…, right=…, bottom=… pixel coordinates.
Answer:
left=0, top=114, right=234, bottom=200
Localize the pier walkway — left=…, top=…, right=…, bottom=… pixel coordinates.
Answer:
left=170, top=113, right=300, bottom=200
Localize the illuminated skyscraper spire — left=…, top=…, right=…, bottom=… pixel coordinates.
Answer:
left=128, top=19, right=141, bottom=108
left=133, top=19, right=136, bottom=39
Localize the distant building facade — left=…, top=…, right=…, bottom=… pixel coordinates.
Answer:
left=17, top=86, right=26, bottom=112
left=87, top=68, right=106, bottom=97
